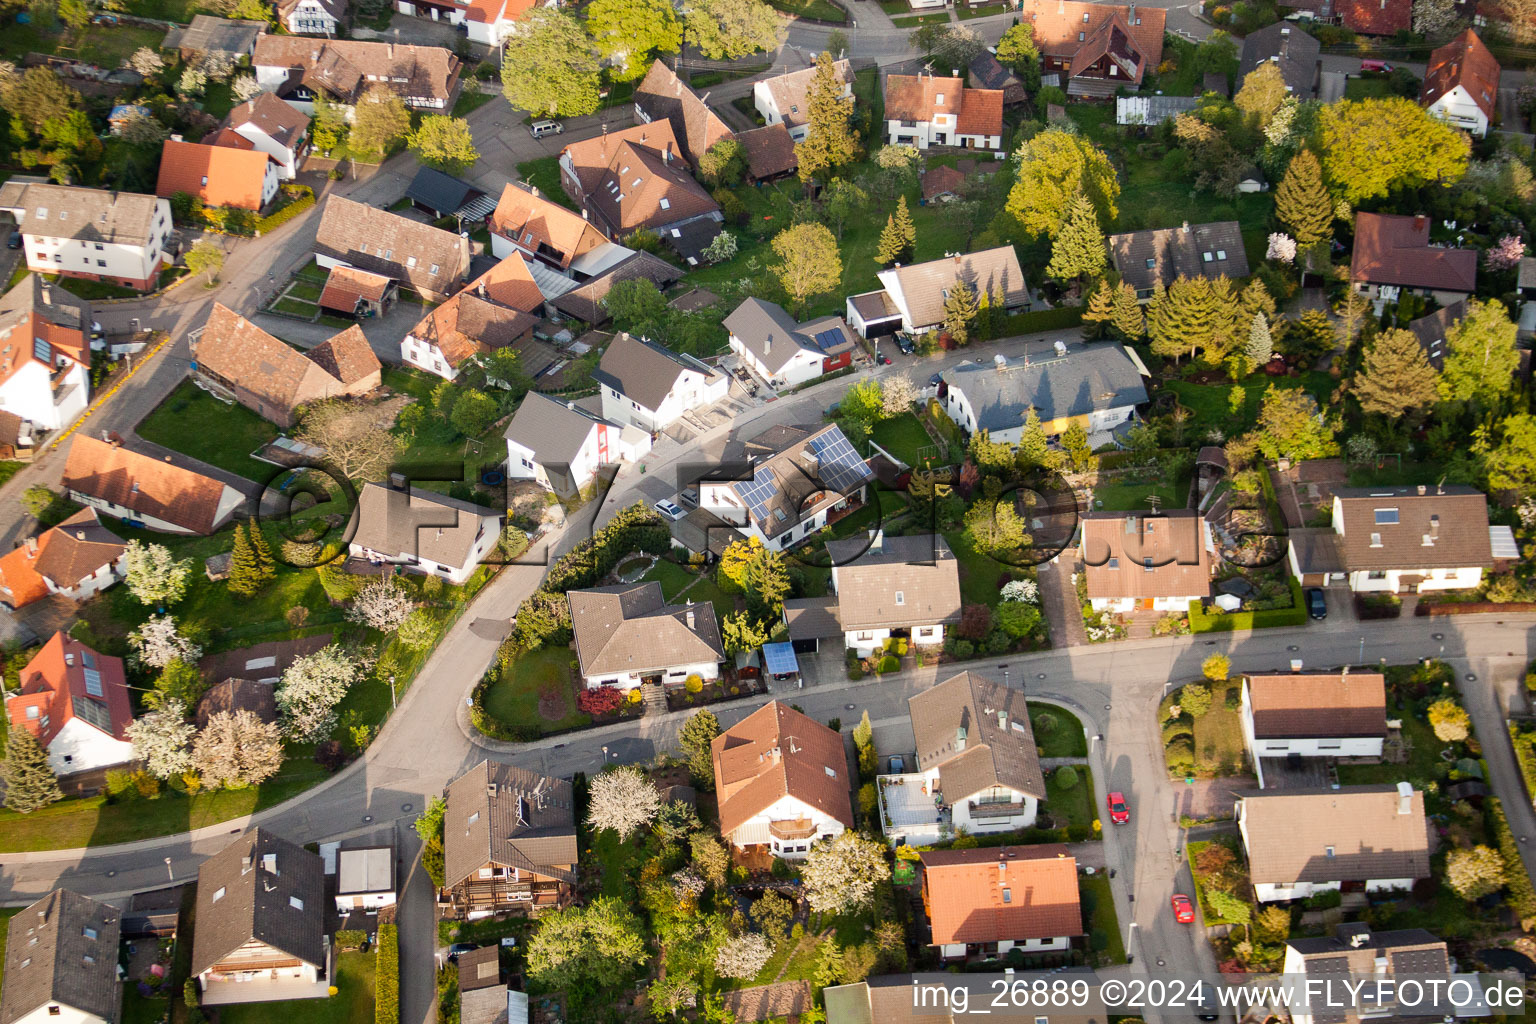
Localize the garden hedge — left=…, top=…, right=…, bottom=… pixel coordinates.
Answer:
left=376, top=923, right=399, bottom=1024
left=1188, top=579, right=1307, bottom=633
left=256, top=187, right=318, bottom=236
left=993, top=306, right=1086, bottom=337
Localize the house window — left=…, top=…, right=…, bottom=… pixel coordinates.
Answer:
left=212, top=886, right=226, bottom=902
left=290, top=896, right=305, bottom=910
left=1369, top=532, right=1382, bottom=547
left=1374, top=508, right=1399, bottom=525
left=1078, top=30, right=1085, bottom=39
left=856, top=631, right=874, bottom=641
left=935, top=93, right=944, bottom=104
left=25, top=706, right=37, bottom=719
left=200, top=176, right=208, bottom=186
left=94, top=243, right=102, bottom=251
left=33, top=337, right=49, bottom=361
left=406, top=256, right=418, bottom=268
left=1216, top=249, right=1227, bottom=260
left=1367, top=570, right=1387, bottom=580
left=429, top=263, right=439, bottom=275
left=1202, top=251, right=1213, bottom=262
left=96, top=260, right=105, bottom=267
left=824, top=765, right=837, bottom=778
left=1144, top=258, right=1155, bottom=268
left=383, top=249, right=392, bottom=260
left=895, top=591, right=904, bottom=606
left=659, top=197, right=670, bottom=211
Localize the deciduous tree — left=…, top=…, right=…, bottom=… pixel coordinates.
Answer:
left=409, top=115, right=478, bottom=173
left=1440, top=299, right=1520, bottom=406
left=1476, top=413, right=1536, bottom=494
left=586, top=765, right=661, bottom=840
left=347, top=578, right=414, bottom=632
left=1045, top=190, right=1107, bottom=282
left=882, top=375, right=918, bottom=417
left=193, top=709, right=284, bottom=789
left=349, top=85, right=411, bottom=158
left=909, top=23, right=984, bottom=67
left=795, top=51, right=860, bottom=182
left=524, top=898, right=649, bottom=990
left=801, top=832, right=890, bottom=914
left=1446, top=844, right=1505, bottom=900
left=129, top=614, right=202, bottom=670
left=126, top=46, right=164, bottom=77
left=1274, top=149, right=1333, bottom=245
left=1234, top=62, right=1287, bottom=124
left=2, top=729, right=62, bottom=813
left=715, top=933, right=773, bottom=979
left=298, top=399, right=403, bottom=481
left=1006, top=129, right=1119, bottom=238
left=148, top=660, right=208, bottom=713
left=1427, top=697, right=1470, bottom=742
left=1412, top=0, right=1458, bottom=36
left=685, top=0, right=779, bottom=60
left=123, top=541, right=193, bottom=606
left=502, top=9, right=602, bottom=117
left=994, top=22, right=1039, bottom=74
left=126, top=699, right=195, bottom=779
left=277, top=644, right=364, bottom=743
left=771, top=222, right=841, bottom=314
left=1318, top=97, right=1468, bottom=204
left=699, top=137, right=745, bottom=186
left=1353, top=328, right=1439, bottom=418
left=749, top=890, right=794, bottom=942
left=585, top=0, right=682, bottom=81
left=1250, top=386, right=1337, bottom=460
left=964, top=478, right=1029, bottom=556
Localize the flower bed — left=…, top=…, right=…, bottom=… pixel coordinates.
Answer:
left=1354, top=593, right=1402, bottom=620
left=665, top=672, right=766, bottom=711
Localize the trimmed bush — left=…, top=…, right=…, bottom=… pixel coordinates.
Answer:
left=376, top=923, right=399, bottom=1024
left=994, top=306, right=1085, bottom=336
left=1054, top=766, right=1079, bottom=790
left=256, top=186, right=316, bottom=235
left=576, top=686, right=625, bottom=715
left=335, top=929, right=367, bottom=952
left=876, top=655, right=900, bottom=674
left=1188, top=579, right=1307, bottom=632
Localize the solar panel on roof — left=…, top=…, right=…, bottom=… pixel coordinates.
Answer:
left=735, top=465, right=780, bottom=522
left=807, top=430, right=873, bottom=493
left=812, top=328, right=844, bottom=352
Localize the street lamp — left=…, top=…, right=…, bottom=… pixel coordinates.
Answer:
left=1126, top=921, right=1138, bottom=965
left=164, top=856, right=173, bottom=882
left=389, top=674, right=397, bottom=710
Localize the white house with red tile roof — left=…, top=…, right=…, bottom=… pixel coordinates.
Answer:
left=883, top=73, right=1004, bottom=151
left=0, top=508, right=126, bottom=611
left=488, top=183, right=610, bottom=271
left=224, top=91, right=311, bottom=180
left=401, top=254, right=545, bottom=380
left=1420, top=29, right=1500, bottom=137
left=919, top=846, right=1082, bottom=959
left=4, top=632, right=134, bottom=775
left=62, top=435, right=245, bottom=535
left=0, top=275, right=93, bottom=431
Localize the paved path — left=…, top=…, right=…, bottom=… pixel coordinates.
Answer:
left=1038, top=557, right=1087, bottom=648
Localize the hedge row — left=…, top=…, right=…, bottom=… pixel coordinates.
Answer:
left=1187, top=579, right=1307, bottom=633
left=257, top=187, right=317, bottom=236
left=993, top=306, right=1086, bottom=337
left=1487, top=797, right=1536, bottom=924
left=1417, top=601, right=1536, bottom=616
left=375, top=923, right=399, bottom=1024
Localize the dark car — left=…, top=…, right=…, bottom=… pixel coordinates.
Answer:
left=1305, top=587, right=1327, bottom=620
left=1192, top=985, right=1220, bottom=1021
left=6, top=231, right=19, bottom=250
left=446, top=942, right=478, bottom=963
left=895, top=331, right=915, bottom=354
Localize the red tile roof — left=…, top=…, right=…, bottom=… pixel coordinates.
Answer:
left=955, top=88, right=1004, bottom=136
left=884, top=75, right=1003, bottom=137
left=5, top=632, right=132, bottom=749
left=1246, top=672, right=1388, bottom=739
left=155, top=138, right=271, bottom=211
left=1351, top=212, right=1478, bottom=293
left=407, top=256, right=544, bottom=369
left=560, top=122, right=683, bottom=199
left=1421, top=29, right=1500, bottom=121
left=62, top=435, right=234, bottom=535
left=1080, top=511, right=1213, bottom=600
left=318, top=265, right=394, bottom=312
left=0, top=508, right=125, bottom=610
left=1016, top=0, right=1166, bottom=76
left=712, top=700, right=854, bottom=839
left=1339, top=0, right=1411, bottom=34
left=489, top=184, right=608, bottom=270
left=920, top=845, right=1083, bottom=946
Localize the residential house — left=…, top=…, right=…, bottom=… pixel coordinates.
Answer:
left=592, top=331, right=729, bottom=432
left=252, top=37, right=461, bottom=113
left=1239, top=23, right=1320, bottom=97
left=0, top=508, right=126, bottom=611
left=347, top=481, right=503, bottom=585
left=1115, top=94, right=1202, bottom=125
left=921, top=164, right=969, bottom=201
left=1078, top=511, right=1214, bottom=613
left=0, top=889, right=122, bottom=1024
left=549, top=251, right=682, bottom=324
left=827, top=532, right=961, bottom=657
left=333, top=845, right=396, bottom=915
left=1406, top=297, right=1465, bottom=370
left=4, top=632, right=132, bottom=776
left=754, top=59, right=855, bottom=141
left=0, top=274, right=93, bottom=431
left=62, top=435, right=244, bottom=535
left=700, top=423, right=872, bottom=551
left=939, top=341, right=1149, bottom=445
left=0, top=181, right=173, bottom=292
left=400, top=255, right=543, bottom=380
left=195, top=676, right=279, bottom=729
left=734, top=124, right=799, bottom=181
left=440, top=761, right=576, bottom=918
left=463, top=0, right=536, bottom=46
left=198, top=635, right=334, bottom=688
left=1284, top=484, right=1493, bottom=593
left=1014, top=0, right=1166, bottom=97
left=1240, top=671, right=1388, bottom=788
left=1236, top=783, right=1430, bottom=902
left=192, top=304, right=380, bottom=427
left=968, top=51, right=1027, bottom=105
left=406, top=167, right=494, bottom=221
left=635, top=60, right=735, bottom=170
left=276, top=0, right=345, bottom=35
left=318, top=265, right=397, bottom=319
left=192, top=830, right=328, bottom=1004
left=1351, top=212, right=1477, bottom=307
left=162, top=14, right=266, bottom=60
left=1107, top=220, right=1249, bottom=299
left=156, top=137, right=280, bottom=213
left=567, top=581, right=725, bottom=689
left=1338, top=0, right=1411, bottom=34
left=1284, top=925, right=1452, bottom=1024
left=1421, top=29, right=1499, bottom=137
left=557, top=124, right=723, bottom=264
left=825, top=975, right=1110, bottom=1023
left=711, top=700, right=854, bottom=859
left=725, top=298, right=857, bottom=388
left=503, top=392, right=651, bottom=498
left=488, top=183, right=610, bottom=271
left=881, top=671, right=1046, bottom=844
left=314, top=196, right=471, bottom=302
left=882, top=73, right=1005, bottom=150
left=847, top=246, right=1031, bottom=337
left=224, top=92, right=311, bottom=180
left=920, top=846, right=1082, bottom=959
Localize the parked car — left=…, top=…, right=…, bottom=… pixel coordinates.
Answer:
left=528, top=119, right=564, bottom=138
left=895, top=331, right=915, bottom=355
left=1171, top=894, right=1196, bottom=924
left=6, top=231, right=19, bottom=250
left=1106, top=791, right=1130, bottom=824
left=1192, top=985, right=1220, bottom=1021
left=1305, top=587, right=1327, bottom=620
left=888, top=755, right=905, bottom=773
left=653, top=499, right=686, bottom=521
left=1360, top=59, right=1393, bottom=73
left=446, top=942, right=478, bottom=963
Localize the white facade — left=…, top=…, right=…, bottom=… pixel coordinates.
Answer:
left=348, top=513, right=500, bottom=585
left=284, top=0, right=339, bottom=34
left=700, top=481, right=863, bottom=553
left=67, top=484, right=244, bottom=535
left=599, top=365, right=728, bottom=432
left=729, top=332, right=824, bottom=387
left=0, top=359, right=88, bottom=431
left=394, top=0, right=466, bottom=23
left=726, top=792, right=846, bottom=859
left=1089, top=594, right=1199, bottom=613
left=1347, top=565, right=1483, bottom=593
left=1240, top=682, right=1385, bottom=789
left=753, top=73, right=853, bottom=142
left=41, top=715, right=134, bottom=775
left=1426, top=88, right=1490, bottom=137
left=9, top=1003, right=114, bottom=1024
left=255, top=159, right=281, bottom=209
left=938, top=936, right=1068, bottom=960
left=877, top=766, right=1035, bottom=844
left=334, top=847, right=396, bottom=914
left=47, top=557, right=123, bottom=603
left=580, top=658, right=720, bottom=691
left=843, top=622, right=943, bottom=658
left=230, top=123, right=304, bottom=181
left=885, top=109, right=1002, bottom=151
left=505, top=420, right=650, bottom=496
left=400, top=334, right=462, bottom=381
left=1237, top=803, right=1416, bottom=903
left=18, top=198, right=172, bottom=289
left=944, top=385, right=1137, bottom=445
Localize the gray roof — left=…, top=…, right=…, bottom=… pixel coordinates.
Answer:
left=0, top=273, right=91, bottom=337
left=460, top=985, right=508, bottom=1024
left=725, top=298, right=817, bottom=374
left=348, top=482, right=501, bottom=573
left=336, top=846, right=394, bottom=896
left=941, top=342, right=1148, bottom=434
left=1115, top=93, right=1201, bottom=125
left=969, top=51, right=1021, bottom=91
left=0, top=889, right=122, bottom=1024
left=878, top=246, right=1031, bottom=330
left=592, top=332, right=723, bottom=412
left=783, top=595, right=843, bottom=640
left=163, top=14, right=266, bottom=54
left=827, top=533, right=962, bottom=631
left=722, top=422, right=872, bottom=540
left=504, top=391, right=611, bottom=465
left=908, top=671, right=1047, bottom=803
left=1108, top=220, right=1249, bottom=293
left=1406, top=297, right=1464, bottom=370
left=1286, top=527, right=1346, bottom=575
left=0, top=180, right=163, bottom=247
left=407, top=167, right=484, bottom=218
left=443, top=761, right=577, bottom=889
left=191, top=829, right=326, bottom=975
left=1519, top=256, right=1536, bottom=290
left=568, top=581, right=725, bottom=677
left=1239, top=22, right=1321, bottom=97
left=550, top=251, right=682, bottom=323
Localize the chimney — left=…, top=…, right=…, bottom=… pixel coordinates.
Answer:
left=956, top=724, right=967, bottom=752
left=764, top=335, right=772, bottom=355
left=39, top=283, right=50, bottom=305
left=1349, top=930, right=1371, bottom=948
left=686, top=608, right=696, bottom=630
left=998, top=710, right=1007, bottom=730
left=1430, top=515, right=1440, bottom=537
left=1413, top=213, right=1428, bottom=233
left=951, top=68, right=960, bottom=77
left=1417, top=484, right=1426, bottom=495
left=1280, top=26, right=1290, bottom=56
left=64, top=652, right=73, bottom=666
left=581, top=209, right=588, bottom=220
left=1396, top=781, right=1413, bottom=815
left=1182, top=220, right=1190, bottom=233
left=24, top=536, right=35, bottom=556
left=387, top=42, right=394, bottom=57
left=389, top=471, right=407, bottom=489
left=998, top=857, right=1007, bottom=876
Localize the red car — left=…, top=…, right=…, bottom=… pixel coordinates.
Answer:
left=1107, top=792, right=1130, bottom=824
left=1171, top=894, right=1197, bottom=924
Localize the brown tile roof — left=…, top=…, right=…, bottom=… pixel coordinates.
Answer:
left=457, top=945, right=502, bottom=993
left=826, top=533, right=961, bottom=631
left=156, top=138, right=272, bottom=211
left=711, top=700, right=854, bottom=838
left=1330, top=485, right=1492, bottom=570
left=191, top=829, right=326, bottom=975
left=1017, top=0, right=1166, bottom=73
left=0, top=181, right=165, bottom=248
left=314, top=195, right=471, bottom=300
left=757, top=59, right=853, bottom=131
left=922, top=164, right=966, bottom=201
left=734, top=124, right=798, bottom=180
left=1108, top=221, right=1248, bottom=293
left=1080, top=511, right=1213, bottom=600
left=442, top=760, right=577, bottom=888
left=0, top=889, right=122, bottom=1024
left=568, top=581, right=725, bottom=678
left=1406, top=297, right=1464, bottom=370
left=62, top=435, right=234, bottom=535
left=1350, top=213, right=1477, bottom=293
left=1239, top=785, right=1431, bottom=886
left=225, top=88, right=311, bottom=150
left=307, top=324, right=381, bottom=386
left=349, top=482, right=501, bottom=572
left=920, top=845, right=1082, bottom=945
left=6, top=632, right=131, bottom=750
left=634, top=60, right=735, bottom=170
left=1422, top=29, right=1500, bottom=120
left=407, top=256, right=543, bottom=369
left=783, top=595, right=842, bottom=640
left=879, top=246, right=1030, bottom=330
left=1338, top=0, right=1410, bottom=33
left=197, top=634, right=332, bottom=684
left=954, top=87, right=1004, bottom=136
left=194, top=676, right=279, bottom=728
left=561, top=122, right=683, bottom=200
left=318, top=265, right=394, bottom=313
left=549, top=251, right=682, bottom=323
left=195, top=303, right=369, bottom=421
left=489, top=184, right=608, bottom=270
left=719, top=981, right=814, bottom=1022
left=1070, top=10, right=1151, bottom=86
left=1245, top=672, right=1388, bottom=740
left=0, top=508, right=124, bottom=609
left=589, top=138, right=720, bottom=234
left=908, top=672, right=1046, bottom=803
left=252, top=37, right=461, bottom=106
left=884, top=74, right=962, bottom=122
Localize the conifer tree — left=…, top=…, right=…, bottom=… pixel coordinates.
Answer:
left=875, top=214, right=904, bottom=266
left=3, top=729, right=63, bottom=813
left=227, top=523, right=263, bottom=598
left=248, top=522, right=277, bottom=581
left=894, top=195, right=916, bottom=258
left=1239, top=278, right=1277, bottom=328
left=1044, top=190, right=1107, bottom=282
left=1146, top=281, right=1180, bottom=361
left=1244, top=312, right=1274, bottom=370
left=942, top=280, right=979, bottom=345
left=1275, top=149, right=1334, bottom=246
left=1081, top=279, right=1113, bottom=339
left=794, top=51, right=861, bottom=182
left=1111, top=281, right=1145, bottom=340
left=1354, top=327, right=1440, bottom=419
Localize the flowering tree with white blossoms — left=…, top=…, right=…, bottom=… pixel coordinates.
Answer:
left=276, top=644, right=365, bottom=742
left=800, top=832, right=890, bottom=915
left=714, top=933, right=774, bottom=978
left=585, top=765, right=660, bottom=841
left=881, top=375, right=919, bottom=419
left=126, top=47, right=164, bottom=77
left=232, top=75, right=263, bottom=101
left=128, top=614, right=202, bottom=670
left=346, top=578, right=415, bottom=632
left=193, top=709, right=285, bottom=789
left=123, top=541, right=193, bottom=607
left=1266, top=232, right=1297, bottom=265
left=126, top=699, right=195, bottom=779
left=1000, top=579, right=1039, bottom=604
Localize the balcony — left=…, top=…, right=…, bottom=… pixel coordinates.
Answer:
left=968, top=799, right=1029, bottom=821
left=768, top=818, right=819, bottom=841
left=877, top=773, right=949, bottom=843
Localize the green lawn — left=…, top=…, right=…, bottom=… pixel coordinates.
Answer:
left=1089, top=473, right=1190, bottom=513
left=768, top=0, right=848, bottom=20
left=892, top=12, right=950, bottom=24
left=1163, top=372, right=1338, bottom=436
left=51, top=275, right=144, bottom=300
left=944, top=530, right=1006, bottom=607
left=1043, top=765, right=1097, bottom=828
left=1191, top=697, right=1247, bottom=776
left=1346, top=458, right=1447, bottom=488
left=453, top=89, right=496, bottom=118
left=1345, top=76, right=1395, bottom=99
left=121, top=987, right=171, bottom=1024
left=295, top=259, right=331, bottom=285
left=289, top=281, right=324, bottom=302
left=869, top=412, right=933, bottom=467
left=515, top=157, right=577, bottom=211
left=641, top=557, right=705, bottom=601
left=216, top=950, right=376, bottom=1024
left=586, top=817, right=647, bottom=900
left=381, top=365, right=508, bottom=481
left=480, top=644, right=591, bottom=735
left=136, top=378, right=282, bottom=483
left=1337, top=700, right=1450, bottom=790
left=1079, top=873, right=1126, bottom=963
left=1031, top=707, right=1088, bottom=758
left=676, top=575, right=738, bottom=623
left=275, top=297, right=320, bottom=317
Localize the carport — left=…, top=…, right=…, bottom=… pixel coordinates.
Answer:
left=763, top=642, right=800, bottom=682
left=783, top=596, right=842, bottom=654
